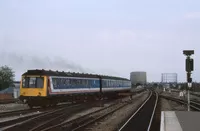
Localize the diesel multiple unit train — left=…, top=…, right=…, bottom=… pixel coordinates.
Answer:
left=19, top=69, right=131, bottom=108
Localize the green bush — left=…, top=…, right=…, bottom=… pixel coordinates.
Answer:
left=0, top=65, right=15, bottom=91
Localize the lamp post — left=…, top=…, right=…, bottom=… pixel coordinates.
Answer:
left=183, top=50, right=194, bottom=111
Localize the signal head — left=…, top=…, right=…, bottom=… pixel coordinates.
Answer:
left=183, top=50, right=194, bottom=56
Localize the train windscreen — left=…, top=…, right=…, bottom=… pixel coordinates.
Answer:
left=22, top=77, right=44, bottom=88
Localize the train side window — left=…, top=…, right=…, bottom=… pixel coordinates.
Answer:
left=83, top=79, right=87, bottom=88
left=87, top=80, right=91, bottom=88
left=70, top=79, right=76, bottom=88
left=72, top=79, right=76, bottom=85
left=104, top=80, right=107, bottom=88
left=104, top=80, right=107, bottom=87
left=52, top=78, right=57, bottom=88
left=63, top=78, right=66, bottom=85
left=76, top=79, right=79, bottom=86
left=85, top=80, right=88, bottom=87
left=102, top=81, right=105, bottom=87
left=68, top=79, right=72, bottom=85
left=111, top=80, right=113, bottom=87
left=80, top=79, right=84, bottom=86
left=77, top=79, right=81, bottom=85
left=65, top=78, right=70, bottom=86
left=82, top=79, right=86, bottom=86
left=60, top=78, right=64, bottom=85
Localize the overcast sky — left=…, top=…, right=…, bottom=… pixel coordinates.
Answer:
left=0, top=0, right=200, bottom=82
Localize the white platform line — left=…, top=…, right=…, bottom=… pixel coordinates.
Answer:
left=160, top=111, right=183, bottom=131
left=160, top=111, right=165, bottom=131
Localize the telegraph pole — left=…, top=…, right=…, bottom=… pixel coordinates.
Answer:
left=183, top=50, right=194, bottom=111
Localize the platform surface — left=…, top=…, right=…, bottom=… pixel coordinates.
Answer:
left=160, top=111, right=200, bottom=131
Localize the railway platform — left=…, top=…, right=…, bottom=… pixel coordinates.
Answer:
left=160, top=111, right=200, bottom=131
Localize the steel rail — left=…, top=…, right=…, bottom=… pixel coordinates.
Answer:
left=147, top=92, right=158, bottom=131
left=119, top=91, right=153, bottom=131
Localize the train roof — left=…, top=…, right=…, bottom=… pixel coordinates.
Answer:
left=22, top=69, right=130, bottom=81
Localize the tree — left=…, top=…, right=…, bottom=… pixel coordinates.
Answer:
left=0, top=65, right=15, bottom=91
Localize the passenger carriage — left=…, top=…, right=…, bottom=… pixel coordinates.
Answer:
left=19, top=69, right=131, bottom=108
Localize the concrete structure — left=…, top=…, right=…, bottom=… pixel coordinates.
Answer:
left=161, top=73, right=178, bottom=84
left=160, top=111, right=200, bottom=131
left=13, top=81, right=20, bottom=99
left=130, top=72, right=147, bottom=87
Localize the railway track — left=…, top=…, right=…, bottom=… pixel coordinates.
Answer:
left=38, top=99, right=134, bottom=131
left=0, top=102, right=72, bottom=118
left=0, top=108, right=36, bottom=118
left=32, top=91, right=151, bottom=131
left=160, top=95, right=200, bottom=111
left=1, top=103, right=86, bottom=131
left=119, top=91, right=158, bottom=131
left=191, top=92, right=200, bottom=97
left=1, top=96, right=131, bottom=131
left=0, top=90, right=147, bottom=131
left=0, top=106, right=55, bottom=118
left=0, top=103, right=78, bottom=128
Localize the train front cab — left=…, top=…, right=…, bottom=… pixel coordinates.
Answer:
left=19, top=75, right=48, bottom=108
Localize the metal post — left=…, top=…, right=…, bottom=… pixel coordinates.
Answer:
left=187, top=82, right=192, bottom=111
left=187, top=88, right=190, bottom=111
left=187, top=72, right=190, bottom=112
left=183, top=50, right=194, bottom=112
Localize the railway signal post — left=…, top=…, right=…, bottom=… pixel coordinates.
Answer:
left=183, top=50, right=194, bottom=111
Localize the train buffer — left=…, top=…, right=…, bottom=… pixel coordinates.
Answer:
left=160, top=111, right=200, bottom=131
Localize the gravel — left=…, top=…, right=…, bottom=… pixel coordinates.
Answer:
left=0, top=103, right=29, bottom=113
left=160, top=98, right=172, bottom=111
left=160, top=98, right=188, bottom=111
left=62, top=94, right=137, bottom=124
left=62, top=107, right=102, bottom=123
left=0, top=91, right=149, bottom=131
left=160, top=90, right=200, bottom=102
left=0, top=111, right=42, bottom=123
left=160, top=91, right=192, bottom=111
left=85, top=90, right=150, bottom=131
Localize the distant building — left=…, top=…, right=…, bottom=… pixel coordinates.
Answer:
left=0, top=81, right=20, bottom=99
left=130, top=72, right=147, bottom=87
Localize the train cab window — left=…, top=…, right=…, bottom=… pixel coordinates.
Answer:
left=36, top=77, right=44, bottom=88
left=22, top=77, right=44, bottom=88
left=29, top=77, right=36, bottom=88
left=22, top=77, right=29, bottom=87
